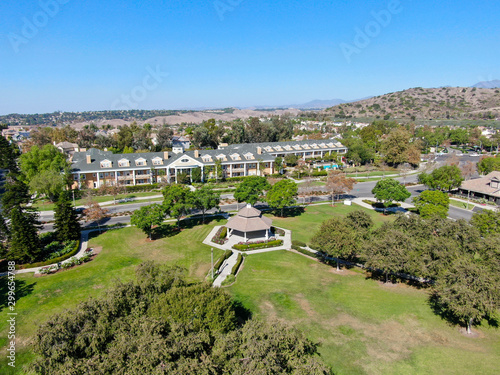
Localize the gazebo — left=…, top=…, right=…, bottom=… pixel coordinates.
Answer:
left=226, top=204, right=273, bottom=242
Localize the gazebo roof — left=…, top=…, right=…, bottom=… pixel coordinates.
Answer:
left=226, top=204, right=272, bottom=232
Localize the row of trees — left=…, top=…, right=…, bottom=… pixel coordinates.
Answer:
left=131, top=176, right=300, bottom=238
left=311, top=211, right=500, bottom=334
left=131, top=185, right=221, bottom=239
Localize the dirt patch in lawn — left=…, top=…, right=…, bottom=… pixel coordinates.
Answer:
left=294, top=294, right=317, bottom=318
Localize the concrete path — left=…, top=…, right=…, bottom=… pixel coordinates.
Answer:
left=213, top=252, right=239, bottom=287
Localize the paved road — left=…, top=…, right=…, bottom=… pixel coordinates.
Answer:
left=39, top=153, right=489, bottom=231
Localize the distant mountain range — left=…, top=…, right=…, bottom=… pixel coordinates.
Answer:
left=471, top=80, right=500, bottom=89
left=325, top=86, right=500, bottom=121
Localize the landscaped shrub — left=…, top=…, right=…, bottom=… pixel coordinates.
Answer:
left=16, top=240, right=80, bottom=269
left=231, top=253, right=243, bottom=275
left=220, top=227, right=227, bottom=239
left=233, top=239, right=283, bottom=251
left=39, top=265, right=59, bottom=274
left=291, top=240, right=307, bottom=249
left=212, top=227, right=228, bottom=245
left=312, top=170, right=328, bottom=177
left=294, top=247, right=317, bottom=257
left=214, top=250, right=233, bottom=272
left=362, top=199, right=400, bottom=208
left=272, top=227, right=285, bottom=236
left=44, top=240, right=78, bottom=261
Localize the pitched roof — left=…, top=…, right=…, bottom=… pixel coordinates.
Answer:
left=226, top=204, right=273, bottom=232
left=460, top=171, right=500, bottom=198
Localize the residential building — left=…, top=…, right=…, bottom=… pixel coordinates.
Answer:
left=458, top=171, right=500, bottom=205
left=70, top=139, right=347, bottom=188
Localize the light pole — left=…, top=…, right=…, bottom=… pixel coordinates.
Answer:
left=211, top=248, right=214, bottom=280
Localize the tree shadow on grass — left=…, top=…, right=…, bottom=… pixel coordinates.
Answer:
left=0, top=277, right=36, bottom=312
left=428, top=293, right=500, bottom=330
left=232, top=299, right=252, bottom=326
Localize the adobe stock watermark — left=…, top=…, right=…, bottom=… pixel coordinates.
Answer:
left=340, top=0, right=403, bottom=63
left=7, top=0, right=71, bottom=54
left=214, top=0, right=243, bottom=21
left=111, top=65, right=168, bottom=110
left=6, top=261, right=17, bottom=368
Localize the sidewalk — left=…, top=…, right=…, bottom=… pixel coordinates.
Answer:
left=213, top=252, right=239, bottom=287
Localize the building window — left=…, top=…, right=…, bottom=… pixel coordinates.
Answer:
left=92, top=173, right=96, bottom=177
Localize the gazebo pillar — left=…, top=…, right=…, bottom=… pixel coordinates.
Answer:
left=265, top=230, right=269, bottom=240
left=244, top=232, right=247, bottom=242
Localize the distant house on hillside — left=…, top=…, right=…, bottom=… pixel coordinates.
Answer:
left=172, top=136, right=190, bottom=150
left=56, top=141, right=80, bottom=157
left=459, top=171, right=500, bottom=205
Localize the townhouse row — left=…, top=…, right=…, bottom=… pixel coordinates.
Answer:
left=71, top=139, right=347, bottom=188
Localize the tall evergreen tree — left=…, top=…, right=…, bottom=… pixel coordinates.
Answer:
left=54, top=191, right=81, bottom=242
left=8, top=206, right=41, bottom=264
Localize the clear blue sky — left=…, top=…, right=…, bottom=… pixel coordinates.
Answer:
left=1, top=0, right=499, bottom=115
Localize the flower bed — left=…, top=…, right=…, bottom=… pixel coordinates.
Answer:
left=233, top=239, right=283, bottom=251
left=212, top=226, right=228, bottom=245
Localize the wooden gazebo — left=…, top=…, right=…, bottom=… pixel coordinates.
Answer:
left=226, top=204, right=273, bottom=242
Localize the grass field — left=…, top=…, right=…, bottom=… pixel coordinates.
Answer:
left=448, top=199, right=473, bottom=210
left=229, top=251, right=500, bottom=375
left=0, top=220, right=224, bottom=374
left=269, top=203, right=394, bottom=244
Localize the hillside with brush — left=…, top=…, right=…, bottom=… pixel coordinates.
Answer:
left=327, top=87, right=500, bottom=121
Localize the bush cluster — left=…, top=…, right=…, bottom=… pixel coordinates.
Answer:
left=17, top=240, right=80, bottom=269
left=233, top=239, right=283, bottom=251
left=291, top=240, right=307, bottom=249
left=231, top=253, right=243, bottom=275
left=214, top=250, right=233, bottom=273
left=212, top=226, right=228, bottom=245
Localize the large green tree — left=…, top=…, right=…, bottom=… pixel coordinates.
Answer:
left=131, top=204, right=166, bottom=239
left=418, top=165, right=464, bottom=191
left=311, top=218, right=360, bottom=271
left=381, top=127, right=420, bottom=166
left=8, top=206, right=41, bottom=264
left=477, top=155, right=500, bottom=174
left=265, top=179, right=298, bottom=217
left=192, top=186, right=220, bottom=223
left=32, top=263, right=331, bottom=374
left=434, top=257, right=500, bottom=334
left=19, top=144, right=69, bottom=183
left=162, top=184, right=193, bottom=228
left=54, top=191, right=81, bottom=242
left=371, top=178, right=411, bottom=213
left=233, top=176, right=270, bottom=207
left=413, top=190, right=449, bottom=219
left=471, top=210, right=500, bottom=237
left=363, top=226, right=417, bottom=283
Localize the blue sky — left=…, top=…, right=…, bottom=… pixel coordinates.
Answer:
left=1, top=0, right=499, bottom=115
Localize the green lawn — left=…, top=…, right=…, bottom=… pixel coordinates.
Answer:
left=34, top=191, right=163, bottom=211
left=269, top=203, right=394, bottom=244
left=229, top=251, right=500, bottom=375
left=0, top=220, right=224, bottom=374
left=449, top=199, right=473, bottom=210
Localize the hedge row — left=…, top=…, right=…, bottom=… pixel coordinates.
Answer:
left=362, top=199, right=401, bottom=208
left=214, top=250, right=233, bottom=272
left=233, top=239, right=283, bottom=251
left=16, top=240, right=81, bottom=270
left=231, top=253, right=243, bottom=275
left=294, top=247, right=317, bottom=257
left=291, top=240, right=307, bottom=249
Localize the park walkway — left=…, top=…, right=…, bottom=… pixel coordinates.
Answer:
left=0, top=229, right=97, bottom=277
